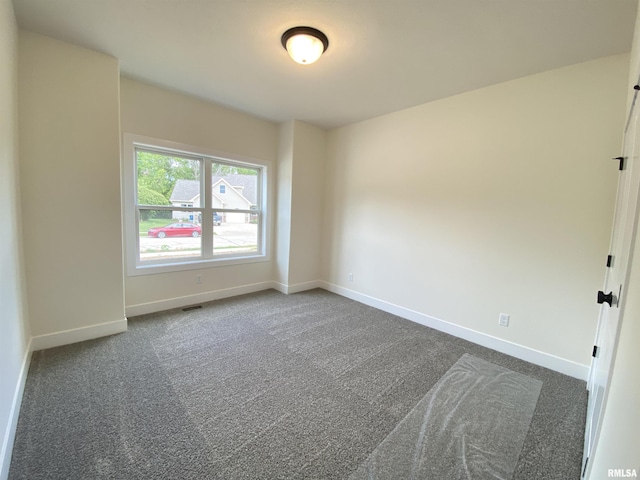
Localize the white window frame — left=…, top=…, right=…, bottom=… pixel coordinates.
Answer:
left=122, top=133, right=271, bottom=276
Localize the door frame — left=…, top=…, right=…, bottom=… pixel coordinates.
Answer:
left=583, top=80, right=640, bottom=478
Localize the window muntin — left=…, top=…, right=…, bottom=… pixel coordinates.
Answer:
left=124, top=135, right=269, bottom=275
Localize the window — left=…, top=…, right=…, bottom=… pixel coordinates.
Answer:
left=123, top=134, right=269, bottom=275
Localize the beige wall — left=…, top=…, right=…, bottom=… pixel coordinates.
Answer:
left=323, top=54, right=628, bottom=367
left=588, top=7, right=640, bottom=477
left=275, top=120, right=326, bottom=290
left=0, top=0, right=30, bottom=476
left=289, top=121, right=326, bottom=287
left=18, top=31, right=125, bottom=337
left=120, top=77, right=279, bottom=310
left=120, top=77, right=278, bottom=163
left=275, top=121, right=294, bottom=286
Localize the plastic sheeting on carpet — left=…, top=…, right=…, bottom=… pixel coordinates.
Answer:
left=350, top=353, right=543, bottom=480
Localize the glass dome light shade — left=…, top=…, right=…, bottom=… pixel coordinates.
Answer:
left=286, top=34, right=325, bottom=64
left=281, top=27, right=329, bottom=65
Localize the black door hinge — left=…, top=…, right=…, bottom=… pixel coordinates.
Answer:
left=613, top=156, right=625, bottom=171
left=592, top=345, right=599, bottom=358
left=607, top=255, right=613, bottom=268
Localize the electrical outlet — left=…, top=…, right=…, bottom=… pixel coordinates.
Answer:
left=499, top=313, right=510, bottom=327
left=348, top=273, right=353, bottom=282
left=196, top=275, right=202, bottom=284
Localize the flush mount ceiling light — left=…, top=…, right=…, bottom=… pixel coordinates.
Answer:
left=281, top=26, right=329, bottom=65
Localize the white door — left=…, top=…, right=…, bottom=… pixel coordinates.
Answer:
left=582, top=86, right=640, bottom=478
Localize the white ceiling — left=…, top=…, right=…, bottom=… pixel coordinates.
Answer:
left=12, top=0, right=639, bottom=129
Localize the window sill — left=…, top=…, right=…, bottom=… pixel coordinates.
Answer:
left=128, top=253, right=269, bottom=276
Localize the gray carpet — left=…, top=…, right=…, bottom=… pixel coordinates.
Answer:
left=350, top=354, right=542, bottom=479
left=9, top=289, right=587, bottom=479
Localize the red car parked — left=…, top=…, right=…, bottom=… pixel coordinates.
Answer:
left=147, top=222, right=201, bottom=238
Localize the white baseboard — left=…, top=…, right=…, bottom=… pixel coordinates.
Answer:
left=125, top=281, right=276, bottom=317
left=41, top=279, right=588, bottom=380
left=0, top=339, right=32, bottom=480
left=127, top=280, right=322, bottom=316
left=31, top=318, right=128, bottom=352
left=272, top=280, right=323, bottom=295
left=320, top=281, right=589, bottom=380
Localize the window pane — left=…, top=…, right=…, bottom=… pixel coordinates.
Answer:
left=211, top=164, right=259, bottom=210
left=136, top=149, right=201, bottom=207
left=138, top=209, right=201, bottom=262
left=213, top=220, right=259, bottom=256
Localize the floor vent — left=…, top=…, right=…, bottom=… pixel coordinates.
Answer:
left=182, top=305, right=202, bottom=312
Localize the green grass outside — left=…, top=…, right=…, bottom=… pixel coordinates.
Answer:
left=139, top=218, right=174, bottom=235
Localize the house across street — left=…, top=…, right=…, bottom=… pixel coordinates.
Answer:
left=170, top=175, right=258, bottom=224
